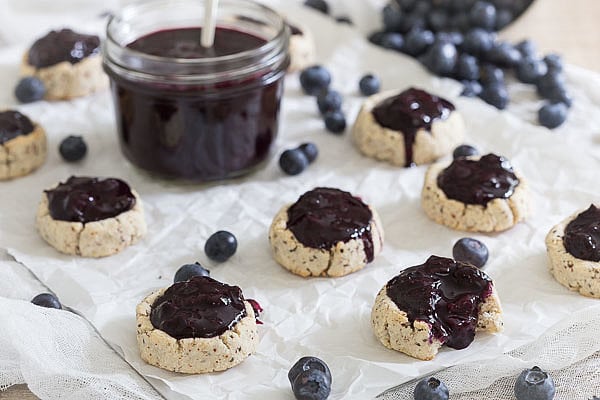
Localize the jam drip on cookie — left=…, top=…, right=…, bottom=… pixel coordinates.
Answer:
left=286, top=187, right=375, bottom=262
left=150, top=276, right=247, bottom=339
left=0, top=111, right=34, bottom=144
left=386, top=255, right=493, bottom=349
left=563, top=205, right=600, bottom=262
left=45, top=176, right=136, bottom=223
left=371, top=88, right=455, bottom=167
left=437, top=153, right=519, bottom=205
left=28, top=29, right=101, bottom=68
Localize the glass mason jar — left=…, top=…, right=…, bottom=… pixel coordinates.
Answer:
left=103, top=0, right=289, bottom=182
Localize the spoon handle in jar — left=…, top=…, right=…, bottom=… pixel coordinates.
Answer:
left=201, top=0, right=219, bottom=48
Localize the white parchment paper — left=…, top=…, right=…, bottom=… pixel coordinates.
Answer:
left=1, top=1, right=600, bottom=399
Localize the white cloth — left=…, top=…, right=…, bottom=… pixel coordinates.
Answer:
left=1, top=1, right=600, bottom=399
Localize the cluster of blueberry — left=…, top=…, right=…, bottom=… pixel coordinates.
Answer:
left=365, top=0, right=571, bottom=129
left=303, top=0, right=354, bottom=25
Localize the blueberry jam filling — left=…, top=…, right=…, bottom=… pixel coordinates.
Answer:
left=437, top=153, right=519, bottom=206
left=386, top=255, right=493, bottom=349
left=563, top=205, right=600, bottom=262
left=371, top=88, right=455, bottom=167
left=247, top=298, right=264, bottom=325
left=288, top=23, right=304, bottom=36
left=287, top=187, right=375, bottom=262
left=44, top=176, right=135, bottom=223
left=150, top=276, right=247, bottom=339
left=28, top=29, right=101, bottom=68
left=0, top=111, right=34, bottom=144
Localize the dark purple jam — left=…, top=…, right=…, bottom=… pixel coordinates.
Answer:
left=437, top=153, right=519, bottom=206
left=106, top=27, right=285, bottom=181
left=286, top=187, right=375, bottom=262
left=247, top=298, right=264, bottom=325
left=386, top=255, right=493, bottom=349
left=371, top=87, right=455, bottom=167
left=44, top=176, right=135, bottom=223
left=288, top=23, right=303, bottom=36
left=563, top=205, right=600, bottom=262
left=150, top=276, right=247, bottom=339
left=28, top=29, right=100, bottom=68
left=0, top=111, right=34, bottom=144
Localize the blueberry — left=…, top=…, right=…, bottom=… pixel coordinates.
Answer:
left=174, top=262, right=210, bottom=283
left=451, top=11, right=471, bottom=32
left=288, top=356, right=332, bottom=385
left=359, top=74, right=381, bottom=96
left=422, top=41, right=457, bottom=76
left=383, top=4, right=404, bottom=32
left=427, top=9, right=449, bottom=32
left=15, top=77, right=46, bottom=103
left=538, top=102, right=568, bottom=129
left=589, top=397, right=600, bottom=400
left=461, top=28, right=495, bottom=55
left=59, top=135, right=88, bottom=162
left=486, top=41, right=522, bottom=67
left=495, top=8, right=514, bottom=29
left=469, top=1, right=497, bottom=31
left=514, top=366, right=555, bottom=400
left=381, top=33, right=405, bottom=52
left=298, top=142, right=319, bottom=163
left=31, top=293, right=62, bottom=309
left=479, top=82, right=509, bottom=109
left=292, top=369, right=331, bottom=400
left=516, top=57, right=548, bottom=84
left=335, top=16, right=353, bottom=25
left=453, top=144, right=479, bottom=159
left=546, top=87, right=573, bottom=108
left=536, top=71, right=565, bottom=98
left=404, top=29, right=435, bottom=56
left=413, top=377, right=449, bottom=400
left=543, top=53, right=563, bottom=72
left=479, top=64, right=505, bottom=84
left=300, top=66, right=331, bottom=96
left=396, top=0, right=417, bottom=11
left=304, top=0, right=329, bottom=14
left=323, top=111, right=346, bottom=134
left=456, top=54, right=480, bottom=81
left=436, top=31, right=464, bottom=47
left=516, top=39, right=537, bottom=58
left=453, top=237, right=489, bottom=268
left=279, top=148, right=309, bottom=175
left=205, top=230, right=238, bottom=262
left=317, top=90, right=342, bottom=115
left=461, top=80, right=482, bottom=97
left=368, top=31, right=386, bottom=46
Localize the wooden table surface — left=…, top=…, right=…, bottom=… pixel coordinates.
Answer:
left=2, top=0, right=599, bottom=399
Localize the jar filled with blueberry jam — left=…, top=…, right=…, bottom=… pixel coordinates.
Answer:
left=103, top=0, right=289, bottom=182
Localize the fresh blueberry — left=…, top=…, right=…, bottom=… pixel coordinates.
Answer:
left=395, top=12, right=426, bottom=34
left=298, top=142, right=318, bottom=163
left=288, top=356, right=332, bottom=385
left=516, top=39, right=537, bottom=58
left=59, top=135, right=88, bottom=162
left=31, top=293, right=62, bottom=309
left=359, top=74, right=381, bottom=96
left=479, top=82, right=509, bottom=109
left=304, top=0, right=329, bottom=14
left=516, top=57, right=548, bottom=84
left=412, top=1, right=431, bottom=16
left=495, top=8, right=514, bottom=29
left=404, top=29, right=435, bottom=56
left=536, top=71, right=566, bottom=98
left=451, top=11, right=472, bottom=32
left=453, top=144, right=479, bottom=159
left=546, top=87, right=573, bottom=108
left=427, top=9, right=449, bottom=32
left=335, top=16, right=353, bottom=25
left=538, top=102, right=568, bottom=129
left=381, top=33, right=405, bottom=52
left=383, top=4, right=404, bottom=32
left=514, top=366, right=555, bottom=400
left=317, top=90, right=342, bottom=114
left=396, top=0, right=417, bottom=11
left=438, top=31, right=464, bottom=47
left=205, top=230, right=238, bottom=262
left=460, top=80, right=482, bottom=97
left=422, top=41, right=457, bottom=76
left=543, top=53, right=563, bottom=72
left=15, top=77, right=46, bottom=103
left=292, top=369, right=331, bottom=400
left=413, top=377, right=449, bottom=400
left=323, top=111, right=346, bottom=134
left=368, top=31, right=386, bottom=46
left=279, top=148, right=309, bottom=175
left=589, top=397, right=600, bottom=400
left=461, top=28, right=495, bottom=55
left=300, top=66, right=331, bottom=96
left=486, top=41, right=522, bottom=67
left=456, top=53, right=480, bottom=81
left=479, top=64, right=505, bottom=85
left=469, top=1, right=497, bottom=31
left=174, top=262, right=210, bottom=283
left=453, top=237, right=489, bottom=268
